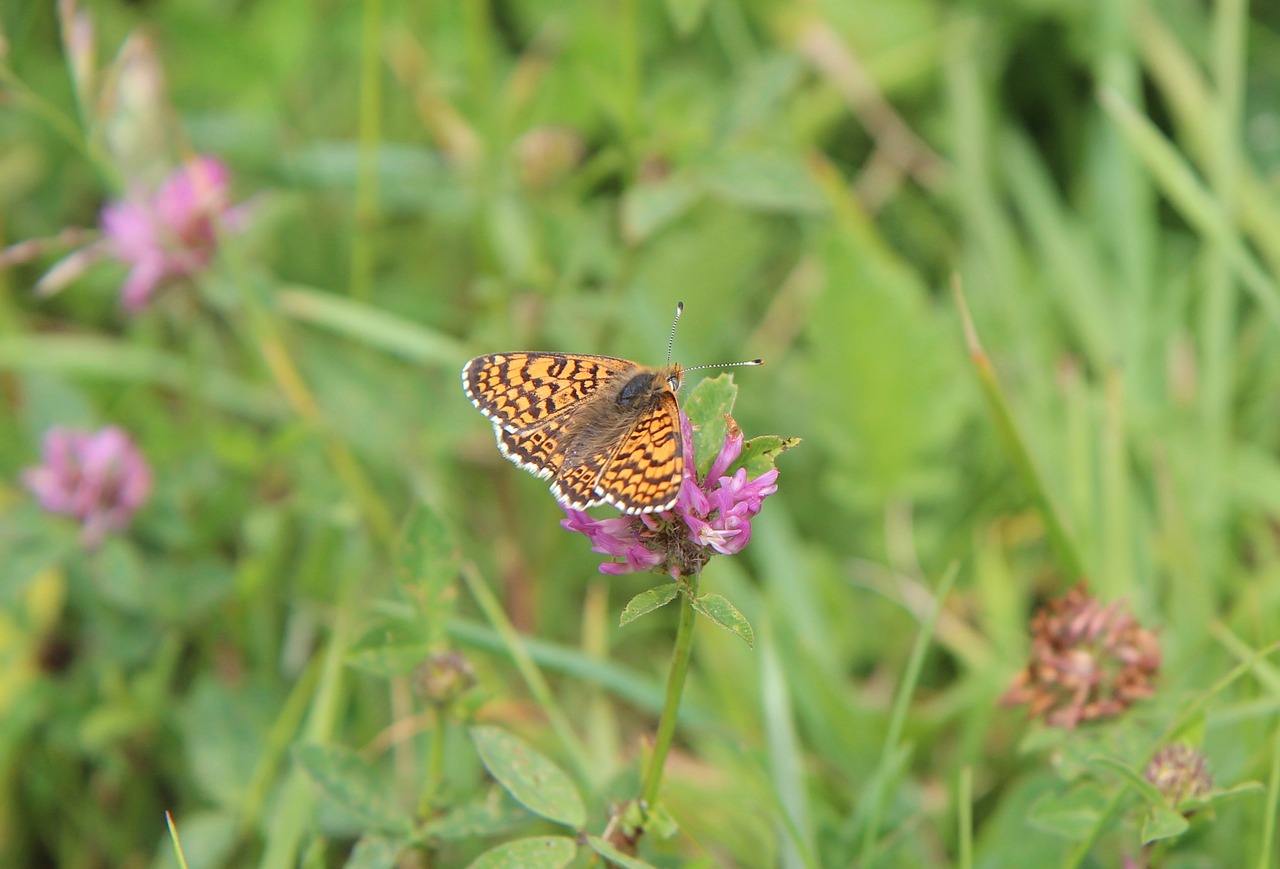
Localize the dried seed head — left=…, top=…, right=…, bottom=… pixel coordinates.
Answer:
left=1002, top=584, right=1161, bottom=728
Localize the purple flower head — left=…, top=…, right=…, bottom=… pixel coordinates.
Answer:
left=99, top=156, right=246, bottom=312
left=22, top=426, right=152, bottom=548
left=561, top=413, right=779, bottom=577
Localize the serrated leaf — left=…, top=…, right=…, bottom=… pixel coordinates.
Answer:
left=682, top=376, right=738, bottom=477
left=344, top=835, right=404, bottom=869
left=464, top=836, right=577, bottom=869
left=1140, top=805, right=1189, bottom=844
left=1027, top=784, right=1108, bottom=839
left=471, top=726, right=586, bottom=828
left=691, top=593, right=755, bottom=648
left=620, top=584, right=681, bottom=626
left=728, top=434, right=800, bottom=480
left=294, top=744, right=408, bottom=833
left=586, top=835, right=660, bottom=869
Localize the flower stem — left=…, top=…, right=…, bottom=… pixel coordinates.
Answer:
left=640, top=574, right=699, bottom=814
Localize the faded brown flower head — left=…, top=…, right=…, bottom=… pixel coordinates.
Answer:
left=515, top=126, right=585, bottom=189
left=1145, top=743, right=1212, bottom=808
left=415, top=650, right=476, bottom=708
left=1001, top=584, right=1161, bottom=728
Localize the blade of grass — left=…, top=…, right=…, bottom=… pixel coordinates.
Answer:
left=276, top=286, right=468, bottom=365
left=952, top=278, right=1087, bottom=580
left=0, top=334, right=281, bottom=421
left=459, top=560, right=592, bottom=786
left=1098, top=87, right=1280, bottom=323
left=349, top=0, right=385, bottom=302
left=957, top=766, right=973, bottom=869
left=257, top=579, right=358, bottom=869
left=761, top=625, right=817, bottom=869
left=1193, top=0, right=1247, bottom=608
left=858, top=562, right=958, bottom=864
left=165, top=811, right=191, bottom=869
left=1133, top=2, right=1280, bottom=279
left=1259, top=726, right=1280, bottom=869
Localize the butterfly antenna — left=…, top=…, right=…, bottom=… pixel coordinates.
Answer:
left=666, top=301, right=684, bottom=366
left=682, top=358, right=765, bottom=373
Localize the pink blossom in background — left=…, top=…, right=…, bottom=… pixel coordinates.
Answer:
left=561, top=413, right=780, bottom=578
left=100, top=155, right=246, bottom=311
left=22, top=426, right=152, bottom=548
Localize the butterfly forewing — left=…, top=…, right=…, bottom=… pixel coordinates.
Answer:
left=463, top=352, right=632, bottom=433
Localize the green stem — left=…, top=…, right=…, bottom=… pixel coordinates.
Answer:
left=640, top=575, right=699, bottom=813
left=418, top=709, right=447, bottom=818
left=350, top=0, right=384, bottom=302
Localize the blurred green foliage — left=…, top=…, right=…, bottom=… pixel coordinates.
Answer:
left=3, top=0, right=1280, bottom=866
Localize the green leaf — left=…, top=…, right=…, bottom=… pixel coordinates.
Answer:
left=471, top=726, right=586, bottom=828
left=728, top=434, right=801, bottom=480
left=423, top=790, right=532, bottom=842
left=620, top=583, right=680, bottom=626
left=1204, top=781, right=1266, bottom=804
left=664, top=0, right=710, bottom=36
left=682, top=375, right=738, bottom=477
left=344, top=835, right=404, bottom=869
left=691, top=593, right=755, bottom=648
left=1090, top=755, right=1164, bottom=802
left=585, top=835, right=659, bottom=869
left=398, top=504, right=458, bottom=587
left=621, top=175, right=704, bottom=243
left=809, top=228, right=967, bottom=508
left=1140, top=804, right=1189, bottom=844
left=345, top=635, right=434, bottom=678
left=701, top=152, right=826, bottom=214
left=464, top=836, right=577, bottom=869
left=391, top=504, right=460, bottom=651
left=1026, top=783, right=1108, bottom=839
left=643, top=803, right=680, bottom=839
left=293, top=744, right=408, bottom=833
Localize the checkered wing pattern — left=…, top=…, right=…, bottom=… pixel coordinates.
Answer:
left=462, top=353, right=632, bottom=434
left=495, top=416, right=572, bottom=480
left=463, top=351, right=685, bottom=513
left=593, top=391, right=683, bottom=513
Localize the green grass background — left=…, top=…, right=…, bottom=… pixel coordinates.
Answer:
left=3, top=0, right=1280, bottom=866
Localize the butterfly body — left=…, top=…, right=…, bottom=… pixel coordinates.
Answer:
left=462, top=352, right=685, bottom=514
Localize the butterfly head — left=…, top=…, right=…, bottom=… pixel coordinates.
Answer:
left=666, top=363, right=683, bottom=393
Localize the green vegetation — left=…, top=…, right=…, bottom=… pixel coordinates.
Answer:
left=2, top=0, right=1279, bottom=866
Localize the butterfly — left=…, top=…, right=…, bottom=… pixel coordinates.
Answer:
left=461, top=303, right=761, bottom=514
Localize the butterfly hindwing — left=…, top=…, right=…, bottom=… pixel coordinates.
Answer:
left=550, top=449, right=617, bottom=510
left=594, top=391, right=683, bottom=514
left=495, top=415, right=571, bottom=480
